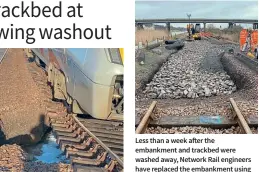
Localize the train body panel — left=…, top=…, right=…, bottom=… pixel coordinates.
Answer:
left=30, top=48, right=124, bottom=120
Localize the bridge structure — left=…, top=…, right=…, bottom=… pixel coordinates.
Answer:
left=135, top=18, right=258, bottom=32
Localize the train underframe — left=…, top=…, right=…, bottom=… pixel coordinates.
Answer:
left=25, top=49, right=124, bottom=121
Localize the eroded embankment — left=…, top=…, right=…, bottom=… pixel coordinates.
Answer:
left=0, top=49, right=48, bottom=145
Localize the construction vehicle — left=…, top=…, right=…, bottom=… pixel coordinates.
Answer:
left=187, top=24, right=201, bottom=40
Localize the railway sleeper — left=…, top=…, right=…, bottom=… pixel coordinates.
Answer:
left=102, top=144, right=123, bottom=152
left=72, top=151, right=108, bottom=167
left=57, top=136, right=82, bottom=144
left=59, top=139, right=93, bottom=152
left=79, top=119, right=123, bottom=126
left=73, top=165, right=107, bottom=172
left=56, top=130, right=88, bottom=144
left=88, top=128, right=123, bottom=136
left=59, top=136, right=93, bottom=150
left=47, top=112, right=67, bottom=120
left=52, top=125, right=74, bottom=133
left=76, top=160, right=120, bottom=172
left=111, top=150, right=124, bottom=157
left=65, top=144, right=101, bottom=158
left=83, top=123, right=123, bottom=132
left=93, top=133, right=123, bottom=140
left=50, top=116, right=71, bottom=123
left=55, top=130, right=78, bottom=138
left=55, top=127, right=88, bottom=139
left=52, top=122, right=78, bottom=132
left=97, top=138, right=123, bottom=145
left=81, top=122, right=123, bottom=131
left=57, top=130, right=95, bottom=146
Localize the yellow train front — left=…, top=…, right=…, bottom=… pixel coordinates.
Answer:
left=30, top=48, right=124, bottom=121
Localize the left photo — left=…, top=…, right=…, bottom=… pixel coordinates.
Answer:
left=0, top=48, right=123, bottom=171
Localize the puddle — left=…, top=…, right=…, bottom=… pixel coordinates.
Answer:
left=23, top=131, right=69, bottom=164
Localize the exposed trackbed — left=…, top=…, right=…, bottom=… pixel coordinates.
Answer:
left=26, top=52, right=124, bottom=171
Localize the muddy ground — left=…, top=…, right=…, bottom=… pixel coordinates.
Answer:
left=135, top=39, right=258, bottom=131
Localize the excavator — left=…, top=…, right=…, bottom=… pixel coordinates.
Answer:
left=187, top=24, right=201, bottom=40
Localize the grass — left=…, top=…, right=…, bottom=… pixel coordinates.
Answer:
left=135, top=30, right=170, bottom=45
left=207, top=27, right=242, bottom=43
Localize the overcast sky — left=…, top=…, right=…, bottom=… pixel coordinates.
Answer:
left=135, top=1, right=258, bottom=28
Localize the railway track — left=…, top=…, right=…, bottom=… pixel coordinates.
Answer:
left=25, top=51, right=124, bottom=171
left=136, top=37, right=257, bottom=134
left=49, top=112, right=123, bottom=171
left=135, top=99, right=257, bottom=134
left=0, top=48, right=8, bottom=63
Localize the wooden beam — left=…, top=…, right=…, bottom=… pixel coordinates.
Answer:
left=135, top=101, right=157, bottom=134
left=230, top=98, right=253, bottom=134
left=135, top=115, right=257, bottom=129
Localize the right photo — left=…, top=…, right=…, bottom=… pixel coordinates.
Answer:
left=135, top=1, right=258, bottom=134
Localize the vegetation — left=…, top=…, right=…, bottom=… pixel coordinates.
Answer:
left=206, top=24, right=244, bottom=43
left=135, top=29, right=170, bottom=45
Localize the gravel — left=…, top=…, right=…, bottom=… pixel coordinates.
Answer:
left=136, top=39, right=257, bottom=134
left=145, top=126, right=258, bottom=134
left=0, top=144, right=72, bottom=172
left=135, top=48, right=172, bottom=94
left=0, top=49, right=48, bottom=145
left=143, top=40, right=238, bottom=99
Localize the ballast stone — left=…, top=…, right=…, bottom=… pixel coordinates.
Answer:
left=144, top=41, right=237, bottom=99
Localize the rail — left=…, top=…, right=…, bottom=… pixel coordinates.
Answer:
left=136, top=99, right=256, bottom=134
left=0, top=48, right=8, bottom=64
left=25, top=53, right=124, bottom=171
left=72, top=114, right=124, bottom=166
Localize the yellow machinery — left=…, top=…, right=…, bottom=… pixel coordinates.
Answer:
left=187, top=24, right=201, bottom=40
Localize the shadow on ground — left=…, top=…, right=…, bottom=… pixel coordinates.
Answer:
left=0, top=114, right=49, bottom=146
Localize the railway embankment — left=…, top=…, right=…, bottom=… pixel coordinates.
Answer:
left=135, top=39, right=258, bottom=134
left=0, top=49, right=49, bottom=145
left=135, top=47, right=172, bottom=95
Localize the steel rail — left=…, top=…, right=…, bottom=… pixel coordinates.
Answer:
left=0, top=48, right=8, bottom=64
left=72, top=114, right=124, bottom=167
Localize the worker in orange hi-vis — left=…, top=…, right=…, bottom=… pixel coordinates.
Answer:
left=251, top=30, right=258, bottom=59
left=240, top=29, right=248, bottom=52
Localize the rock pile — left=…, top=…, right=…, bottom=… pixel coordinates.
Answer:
left=143, top=41, right=237, bottom=99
